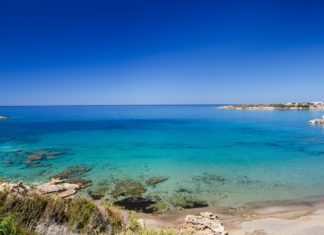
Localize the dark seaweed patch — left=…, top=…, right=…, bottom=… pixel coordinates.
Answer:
left=193, top=173, right=226, bottom=185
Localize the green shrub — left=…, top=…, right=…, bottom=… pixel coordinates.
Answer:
left=0, top=213, right=20, bottom=235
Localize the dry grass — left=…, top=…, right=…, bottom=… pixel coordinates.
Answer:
left=0, top=191, right=185, bottom=235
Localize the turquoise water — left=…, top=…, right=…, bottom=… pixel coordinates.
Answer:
left=1, top=105, right=324, bottom=208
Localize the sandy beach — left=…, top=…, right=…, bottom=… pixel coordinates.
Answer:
left=139, top=197, right=324, bottom=234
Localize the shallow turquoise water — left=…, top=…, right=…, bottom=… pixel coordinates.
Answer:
left=1, top=105, right=324, bottom=207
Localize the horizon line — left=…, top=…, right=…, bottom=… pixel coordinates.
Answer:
left=0, top=104, right=229, bottom=107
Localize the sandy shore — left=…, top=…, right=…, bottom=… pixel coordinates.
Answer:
left=139, top=197, right=324, bottom=234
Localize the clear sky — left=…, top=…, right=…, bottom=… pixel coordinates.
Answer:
left=1, top=0, right=324, bottom=105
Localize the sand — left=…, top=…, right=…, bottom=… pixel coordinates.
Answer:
left=139, top=197, right=324, bottom=234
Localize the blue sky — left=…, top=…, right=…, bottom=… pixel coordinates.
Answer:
left=1, top=0, right=324, bottom=105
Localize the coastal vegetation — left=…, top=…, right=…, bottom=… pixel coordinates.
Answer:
left=0, top=190, right=183, bottom=235
left=0, top=177, right=227, bottom=235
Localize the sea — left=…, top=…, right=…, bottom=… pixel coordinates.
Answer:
left=1, top=105, right=324, bottom=208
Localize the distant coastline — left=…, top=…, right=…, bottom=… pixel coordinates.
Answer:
left=218, top=102, right=324, bottom=110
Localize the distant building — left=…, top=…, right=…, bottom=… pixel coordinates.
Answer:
left=312, top=102, right=324, bottom=105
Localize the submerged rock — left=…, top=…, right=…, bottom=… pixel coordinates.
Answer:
left=181, top=212, right=228, bottom=235
left=25, top=149, right=67, bottom=166
left=52, top=166, right=90, bottom=180
left=66, top=178, right=92, bottom=188
left=112, top=179, right=146, bottom=198
left=176, top=187, right=192, bottom=193
left=145, top=176, right=169, bottom=187
left=149, top=199, right=167, bottom=214
left=26, top=153, right=44, bottom=164
left=88, top=187, right=108, bottom=200
left=193, top=173, right=226, bottom=186
left=173, top=197, right=208, bottom=209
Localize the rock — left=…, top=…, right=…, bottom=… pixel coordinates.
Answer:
left=0, top=181, right=31, bottom=195
left=173, top=197, right=208, bottom=209
left=181, top=212, right=228, bottom=235
left=26, top=153, right=44, bottom=164
left=309, top=117, right=324, bottom=125
left=66, top=178, right=92, bottom=188
left=137, top=219, right=145, bottom=228
left=145, top=176, right=169, bottom=187
left=0, top=115, right=8, bottom=120
left=36, top=178, right=90, bottom=198
left=25, top=149, right=67, bottom=166
left=0, top=177, right=87, bottom=199
left=37, top=178, right=80, bottom=195
left=88, top=187, right=108, bottom=200
left=112, top=179, right=146, bottom=198
left=57, top=188, right=78, bottom=198
left=52, top=166, right=90, bottom=180
left=33, top=166, right=92, bottom=198
left=36, top=223, right=77, bottom=235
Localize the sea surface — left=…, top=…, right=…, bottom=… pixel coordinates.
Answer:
left=1, top=105, right=324, bottom=208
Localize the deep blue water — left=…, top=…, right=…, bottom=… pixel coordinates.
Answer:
left=1, top=105, right=324, bottom=207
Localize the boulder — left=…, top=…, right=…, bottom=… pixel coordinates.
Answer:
left=181, top=212, right=228, bottom=235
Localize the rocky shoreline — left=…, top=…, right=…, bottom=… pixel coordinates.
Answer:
left=1, top=148, right=213, bottom=214
left=0, top=179, right=227, bottom=235
left=218, top=102, right=324, bottom=110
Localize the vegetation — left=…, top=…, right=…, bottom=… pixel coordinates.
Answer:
left=0, top=191, right=120, bottom=234
left=0, top=191, right=183, bottom=235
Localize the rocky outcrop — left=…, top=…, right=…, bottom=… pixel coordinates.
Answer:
left=181, top=212, right=228, bottom=235
left=36, top=178, right=81, bottom=198
left=0, top=115, right=8, bottom=120
left=36, top=223, right=77, bottom=235
left=25, top=149, right=66, bottom=165
left=309, top=118, right=324, bottom=125
left=0, top=177, right=89, bottom=199
left=0, top=181, right=31, bottom=195
left=52, top=166, right=90, bottom=180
